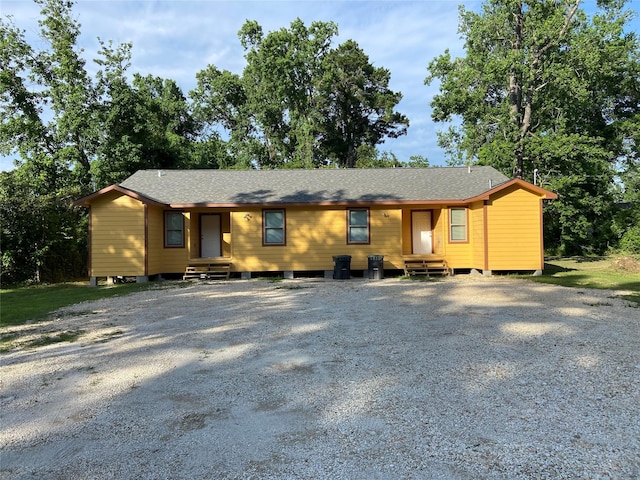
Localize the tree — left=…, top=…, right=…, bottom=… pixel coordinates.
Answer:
left=426, top=0, right=639, bottom=254
left=407, top=155, right=430, bottom=168
left=239, top=19, right=336, bottom=168
left=92, top=71, right=199, bottom=187
left=190, top=65, right=263, bottom=169
left=89, top=39, right=203, bottom=187
left=353, top=146, right=403, bottom=168
left=1, top=0, right=204, bottom=283
left=0, top=167, right=87, bottom=284
left=1, top=0, right=97, bottom=283
left=1, top=0, right=98, bottom=190
left=192, top=19, right=409, bottom=169
left=318, top=40, right=409, bottom=168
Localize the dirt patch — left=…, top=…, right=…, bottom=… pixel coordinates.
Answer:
left=611, top=256, right=640, bottom=273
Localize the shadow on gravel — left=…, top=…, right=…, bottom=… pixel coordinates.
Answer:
left=2, top=278, right=639, bottom=479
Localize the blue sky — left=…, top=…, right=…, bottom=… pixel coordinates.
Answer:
left=1, top=0, right=638, bottom=172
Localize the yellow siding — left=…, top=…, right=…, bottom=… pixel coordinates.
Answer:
left=442, top=242, right=473, bottom=268
left=401, top=210, right=412, bottom=255
left=441, top=207, right=473, bottom=269
left=431, top=209, right=445, bottom=255
left=230, top=206, right=405, bottom=272
left=147, top=207, right=189, bottom=275
left=221, top=213, right=231, bottom=257
left=486, top=185, right=543, bottom=270
left=90, top=192, right=145, bottom=276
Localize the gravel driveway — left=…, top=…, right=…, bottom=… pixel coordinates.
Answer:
left=1, top=277, right=639, bottom=479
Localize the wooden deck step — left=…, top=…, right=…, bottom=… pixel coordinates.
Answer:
left=403, top=257, right=450, bottom=277
left=183, top=262, right=231, bottom=280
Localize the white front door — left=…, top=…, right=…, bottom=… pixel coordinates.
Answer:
left=201, top=214, right=221, bottom=258
left=412, top=211, right=432, bottom=254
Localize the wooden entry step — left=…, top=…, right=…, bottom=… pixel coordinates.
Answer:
left=183, top=260, right=232, bottom=280
left=403, top=256, right=450, bottom=277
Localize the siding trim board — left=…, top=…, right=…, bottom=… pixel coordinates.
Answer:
left=88, top=205, right=93, bottom=277
left=169, top=199, right=476, bottom=209
left=540, top=201, right=545, bottom=269
left=144, top=204, right=148, bottom=276
left=483, top=202, right=489, bottom=272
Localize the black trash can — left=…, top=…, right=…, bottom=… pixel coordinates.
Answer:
left=333, top=255, right=352, bottom=279
left=368, top=255, right=384, bottom=280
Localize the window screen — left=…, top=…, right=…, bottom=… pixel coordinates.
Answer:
left=165, top=211, right=184, bottom=247
left=449, top=208, right=467, bottom=242
left=348, top=209, right=369, bottom=244
left=263, top=210, right=285, bottom=245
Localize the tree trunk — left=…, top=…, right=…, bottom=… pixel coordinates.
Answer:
left=509, top=3, right=524, bottom=179
left=510, top=0, right=581, bottom=179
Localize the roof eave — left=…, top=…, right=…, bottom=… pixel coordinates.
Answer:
left=74, top=184, right=168, bottom=207
left=168, top=199, right=476, bottom=208
left=464, top=178, right=558, bottom=202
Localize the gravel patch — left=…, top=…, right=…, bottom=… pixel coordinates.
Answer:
left=1, top=276, right=639, bottom=479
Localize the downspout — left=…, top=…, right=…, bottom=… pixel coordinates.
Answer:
left=88, top=205, right=92, bottom=278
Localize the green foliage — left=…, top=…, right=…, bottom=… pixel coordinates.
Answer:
left=407, top=155, right=430, bottom=168
left=1, top=0, right=204, bottom=283
left=91, top=71, right=199, bottom=187
left=354, top=146, right=402, bottom=168
left=618, top=224, right=640, bottom=254
left=426, top=0, right=640, bottom=255
left=192, top=18, right=408, bottom=169
left=524, top=257, right=640, bottom=305
left=318, top=39, right=409, bottom=168
left=0, top=165, right=87, bottom=285
left=0, top=281, right=164, bottom=326
left=1, top=0, right=96, bottom=284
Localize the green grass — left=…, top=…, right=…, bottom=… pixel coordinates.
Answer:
left=400, top=274, right=444, bottom=282
left=2, top=257, right=638, bottom=329
left=24, top=329, right=85, bottom=349
left=525, top=257, right=640, bottom=305
left=0, top=281, right=173, bottom=327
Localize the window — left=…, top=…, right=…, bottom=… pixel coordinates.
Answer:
left=449, top=208, right=467, bottom=242
left=263, top=209, right=285, bottom=245
left=165, top=211, right=184, bottom=247
left=348, top=209, right=369, bottom=244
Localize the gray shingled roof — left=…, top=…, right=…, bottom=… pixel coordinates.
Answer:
left=118, top=167, right=510, bottom=206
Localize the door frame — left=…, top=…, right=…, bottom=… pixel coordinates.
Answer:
left=199, top=213, right=222, bottom=258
